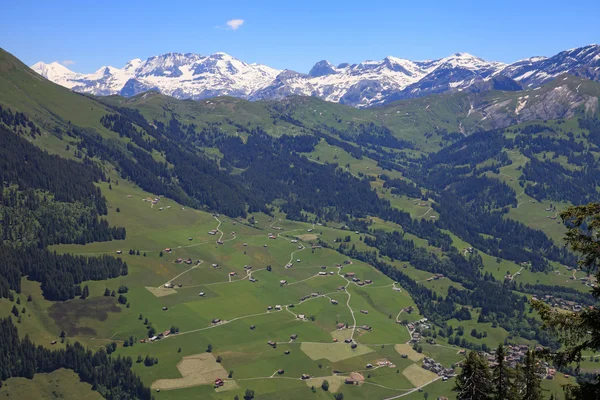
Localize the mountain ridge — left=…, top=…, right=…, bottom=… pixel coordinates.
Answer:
left=31, top=44, right=600, bottom=107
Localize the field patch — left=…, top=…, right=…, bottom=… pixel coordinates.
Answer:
left=395, top=344, right=425, bottom=362
left=300, top=342, right=373, bottom=362
left=48, top=297, right=121, bottom=336
left=145, top=286, right=177, bottom=297
left=296, top=234, right=318, bottom=241
left=151, top=353, right=228, bottom=390
left=402, top=363, right=439, bottom=387
left=304, top=375, right=346, bottom=392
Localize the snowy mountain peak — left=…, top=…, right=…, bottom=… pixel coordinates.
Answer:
left=308, top=60, right=337, bottom=77
left=31, top=44, right=600, bottom=107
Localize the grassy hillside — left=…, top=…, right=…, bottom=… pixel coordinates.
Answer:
left=0, top=47, right=598, bottom=399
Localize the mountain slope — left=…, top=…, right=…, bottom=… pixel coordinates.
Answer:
left=31, top=45, right=600, bottom=107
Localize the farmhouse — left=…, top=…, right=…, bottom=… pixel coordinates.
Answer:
left=301, top=374, right=310, bottom=380
left=319, top=272, right=327, bottom=276
left=331, top=299, right=339, bottom=305
left=229, top=272, right=236, bottom=276
left=214, top=378, right=224, bottom=387
left=277, top=369, right=284, bottom=375
left=275, top=305, right=282, bottom=310
left=217, top=240, right=224, bottom=244
left=162, top=307, right=168, bottom=311
left=280, top=280, right=288, bottom=285
left=176, top=258, right=183, bottom=264
left=290, top=334, right=298, bottom=340
left=267, top=341, right=276, bottom=347
left=267, top=306, right=273, bottom=310
left=344, top=272, right=356, bottom=278
left=360, top=310, right=369, bottom=314
left=212, top=318, right=221, bottom=324
left=164, top=283, right=173, bottom=288
left=365, top=280, right=373, bottom=284
left=212, top=263, right=218, bottom=268
left=199, top=292, right=205, bottom=296
left=337, top=323, right=346, bottom=329
left=208, top=230, right=217, bottom=235
left=164, top=248, right=172, bottom=253
left=116, top=250, right=122, bottom=254
left=298, top=314, right=305, bottom=319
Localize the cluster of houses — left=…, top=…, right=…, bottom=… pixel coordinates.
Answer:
left=142, top=329, right=173, bottom=343
left=318, top=271, right=335, bottom=276
left=567, top=274, right=596, bottom=288
left=142, top=196, right=161, bottom=206
left=343, top=272, right=374, bottom=286
left=406, top=318, right=430, bottom=343
left=175, top=258, right=194, bottom=265
left=298, top=292, right=321, bottom=303
left=163, top=282, right=183, bottom=288
left=531, top=294, right=585, bottom=312
left=422, top=357, right=455, bottom=378
left=482, top=345, right=555, bottom=379
left=267, top=305, right=283, bottom=311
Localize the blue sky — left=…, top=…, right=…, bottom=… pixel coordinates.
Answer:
left=2, top=0, right=599, bottom=73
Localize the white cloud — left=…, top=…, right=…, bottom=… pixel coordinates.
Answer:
left=61, top=60, right=75, bottom=66
left=226, top=19, right=244, bottom=30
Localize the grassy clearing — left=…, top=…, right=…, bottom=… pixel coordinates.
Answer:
left=301, top=342, right=374, bottom=362
left=402, top=363, right=440, bottom=387
left=394, top=344, right=425, bottom=362
left=151, top=353, right=228, bottom=390
left=0, top=368, right=102, bottom=400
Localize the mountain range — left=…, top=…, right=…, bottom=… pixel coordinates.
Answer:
left=31, top=44, right=600, bottom=108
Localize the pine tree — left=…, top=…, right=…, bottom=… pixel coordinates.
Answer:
left=453, top=351, right=492, bottom=400
left=491, top=344, right=516, bottom=400
left=80, top=285, right=89, bottom=299
left=518, top=350, right=543, bottom=400
left=532, top=204, right=600, bottom=399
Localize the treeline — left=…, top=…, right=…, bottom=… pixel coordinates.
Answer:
left=454, top=346, right=546, bottom=400
left=0, top=125, right=106, bottom=212
left=0, top=124, right=125, bottom=246
left=406, top=129, right=576, bottom=271
left=0, top=317, right=152, bottom=399
left=356, top=229, right=559, bottom=347
left=0, top=104, right=41, bottom=137
left=0, top=244, right=127, bottom=301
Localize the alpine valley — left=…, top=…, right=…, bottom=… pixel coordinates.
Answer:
left=1, top=39, right=600, bottom=400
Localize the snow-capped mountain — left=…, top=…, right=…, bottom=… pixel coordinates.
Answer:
left=31, top=44, right=600, bottom=108
left=31, top=52, right=280, bottom=99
